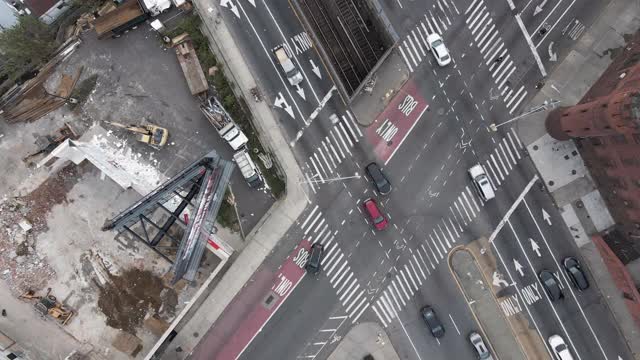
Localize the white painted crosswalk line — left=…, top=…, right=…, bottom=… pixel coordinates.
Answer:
left=458, top=196, right=474, bottom=222
left=492, top=54, right=511, bottom=79
left=398, top=46, right=414, bottom=73
left=406, top=36, right=422, bottom=63
left=461, top=192, right=476, bottom=218
left=351, top=301, right=370, bottom=323
left=341, top=115, right=360, bottom=143
left=327, top=138, right=342, bottom=164
left=329, top=132, right=346, bottom=160
left=403, top=40, right=419, bottom=67
left=499, top=142, right=513, bottom=170
left=325, top=252, right=344, bottom=275
left=313, top=216, right=326, bottom=234
left=404, top=265, right=419, bottom=291
left=303, top=210, right=322, bottom=235
left=390, top=281, right=406, bottom=308
left=321, top=233, right=335, bottom=247
left=330, top=262, right=348, bottom=284
left=501, top=85, right=512, bottom=97
left=490, top=154, right=505, bottom=180
left=466, top=1, right=484, bottom=21
left=318, top=149, right=334, bottom=174
left=465, top=0, right=480, bottom=14
left=343, top=283, right=361, bottom=306
left=424, top=14, right=436, bottom=34
left=336, top=272, right=354, bottom=294
left=322, top=244, right=338, bottom=266
left=495, top=146, right=510, bottom=175
left=509, top=89, right=528, bottom=114
left=340, top=280, right=358, bottom=301
left=428, top=234, right=443, bottom=259
left=448, top=217, right=460, bottom=238
left=433, top=229, right=448, bottom=253
left=316, top=224, right=329, bottom=244
left=396, top=275, right=412, bottom=302
left=383, top=291, right=398, bottom=314
left=429, top=10, right=443, bottom=34
left=345, top=291, right=364, bottom=313
left=338, top=122, right=354, bottom=147
left=373, top=304, right=389, bottom=327
left=454, top=201, right=467, bottom=225
left=332, top=268, right=351, bottom=291
left=470, top=12, right=489, bottom=35
left=379, top=297, right=395, bottom=323
left=506, top=84, right=525, bottom=108
left=412, top=30, right=427, bottom=57
left=483, top=163, right=498, bottom=190
left=310, top=156, right=325, bottom=182
left=507, top=132, right=522, bottom=160
left=301, top=205, right=320, bottom=231
left=450, top=206, right=465, bottom=233
left=322, top=140, right=337, bottom=169
left=346, top=111, right=363, bottom=137
left=510, top=127, right=524, bottom=148
left=466, top=186, right=481, bottom=212
left=420, top=22, right=432, bottom=44
left=419, top=243, right=436, bottom=269
left=498, top=65, right=516, bottom=90
left=484, top=160, right=500, bottom=185
left=447, top=0, right=460, bottom=14
left=412, top=254, right=428, bottom=279
left=437, top=224, right=452, bottom=248
left=303, top=170, right=317, bottom=194
left=475, top=22, right=495, bottom=44
left=485, top=42, right=504, bottom=63
left=333, top=126, right=352, bottom=155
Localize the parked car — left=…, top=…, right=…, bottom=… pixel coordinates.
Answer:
left=469, top=332, right=494, bottom=359
left=305, top=243, right=324, bottom=274
left=362, top=198, right=388, bottom=230
left=365, top=162, right=392, bottom=195
left=548, top=335, right=574, bottom=360
left=421, top=306, right=445, bottom=338
left=426, top=33, right=451, bottom=66
left=563, top=257, right=589, bottom=290
left=539, top=270, right=564, bottom=301
left=468, top=164, right=495, bottom=201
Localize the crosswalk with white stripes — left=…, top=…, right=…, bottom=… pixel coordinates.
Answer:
left=372, top=129, right=526, bottom=327
left=464, top=0, right=528, bottom=114
left=300, top=205, right=371, bottom=324
left=398, top=0, right=460, bottom=73
left=304, top=111, right=363, bottom=193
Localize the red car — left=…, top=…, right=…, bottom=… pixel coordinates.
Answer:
left=363, top=198, right=388, bottom=230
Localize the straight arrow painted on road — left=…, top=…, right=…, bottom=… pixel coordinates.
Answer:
left=295, top=84, right=306, bottom=100
left=542, top=208, right=552, bottom=226
left=220, top=0, right=241, bottom=18
left=530, top=238, right=541, bottom=257
left=310, top=59, right=322, bottom=79
left=514, top=259, right=525, bottom=277
left=534, top=0, right=548, bottom=16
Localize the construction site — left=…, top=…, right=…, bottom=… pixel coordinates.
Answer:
left=0, top=3, right=278, bottom=359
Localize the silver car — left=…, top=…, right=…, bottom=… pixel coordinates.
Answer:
left=469, top=332, right=493, bottom=359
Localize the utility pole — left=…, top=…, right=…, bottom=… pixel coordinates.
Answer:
left=490, top=99, right=560, bottom=131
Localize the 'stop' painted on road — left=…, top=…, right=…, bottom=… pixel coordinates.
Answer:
left=365, top=80, right=429, bottom=165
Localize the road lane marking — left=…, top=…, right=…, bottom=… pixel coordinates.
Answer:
left=332, top=126, right=352, bottom=155
left=389, top=284, right=405, bottom=309
left=343, top=284, right=361, bottom=307
left=433, top=231, right=448, bottom=254
left=301, top=205, right=320, bottom=231
left=411, top=255, right=427, bottom=279
left=490, top=154, right=505, bottom=180
left=373, top=304, right=391, bottom=326
left=454, top=202, right=468, bottom=225
left=437, top=224, right=452, bottom=248
left=449, top=314, right=461, bottom=335
left=488, top=175, right=539, bottom=243
left=397, top=313, right=424, bottom=360
left=507, top=132, right=522, bottom=159
left=499, top=143, right=513, bottom=170
left=345, top=291, right=364, bottom=313
left=523, top=200, right=609, bottom=359
left=336, top=272, right=354, bottom=294
left=403, top=266, right=419, bottom=291
left=420, top=243, right=437, bottom=268
left=325, top=253, right=344, bottom=275
left=412, top=30, right=427, bottom=57
left=507, top=221, right=583, bottom=360
left=341, top=115, right=360, bottom=143
left=351, top=301, right=370, bottom=323
left=396, top=275, right=412, bottom=301
left=426, top=236, right=441, bottom=262
left=340, top=280, right=358, bottom=301
left=330, top=262, right=348, bottom=285
left=398, top=46, right=414, bottom=72
left=448, top=217, right=460, bottom=238
left=458, top=196, right=474, bottom=222
left=339, top=122, right=354, bottom=147
left=465, top=186, right=482, bottom=212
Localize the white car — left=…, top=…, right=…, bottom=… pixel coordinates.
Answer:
left=468, top=164, right=495, bottom=201
left=548, top=335, right=574, bottom=360
left=427, top=33, right=451, bottom=66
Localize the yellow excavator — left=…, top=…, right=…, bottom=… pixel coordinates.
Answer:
left=21, top=288, right=74, bottom=325
left=105, top=121, right=169, bottom=147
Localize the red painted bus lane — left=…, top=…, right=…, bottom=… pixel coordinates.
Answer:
left=365, top=80, right=429, bottom=165
left=191, top=239, right=311, bottom=360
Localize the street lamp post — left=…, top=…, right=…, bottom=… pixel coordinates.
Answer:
left=489, top=99, right=560, bottom=131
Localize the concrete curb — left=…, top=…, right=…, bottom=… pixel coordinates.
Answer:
left=155, top=1, right=310, bottom=357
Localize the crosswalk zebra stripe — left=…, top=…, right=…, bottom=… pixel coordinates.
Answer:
left=343, top=283, right=361, bottom=306
left=329, top=131, right=346, bottom=159
left=332, top=126, right=352, bottom=155
left=484, top=160, right=501, bottom=186
left=341, top=115, right=360, bottom=143
left=351, top=301, right=370, bottom=323
left=325, top=252, right=344, bottom=275
left=412, top=30, right=427, bottom=57
left=373, top=304, right=389, bottom=327
left=336, top=272, right=354, bottom=294
left=346, top=110, right=363, bottom=137
left=465, top=0, right=480, bottom=14
left=398, top=46, right=414, bottom=73
left=509, top=90, right=528, bottom=114
left=480, top=31, right=499, bottom=55
left=406, top=36, right=422, bottom=63
left=330, top=262, right=348, bottom=284
left=339, top=280, right=358, bottom=301
left=339, top=122, right=355, bottom=147
left=507, top=132, right=522, bottom=159
left=345, top=291, right=364, bottom=313
left=490, top=154, right=505, bottom=180
left=403, top=40, right=419, bottom=67
left=404, top=265, right=420, bottom=291
left=412, top=255, right=428, bottom=279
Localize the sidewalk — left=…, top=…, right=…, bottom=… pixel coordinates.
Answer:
left=327, top=322, right=399, bottom=360
left=148, top=0, right=309, bottom=358
left=513, top=0, right=640, bottom=356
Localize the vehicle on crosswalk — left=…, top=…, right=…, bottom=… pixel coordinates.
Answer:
left=421, top=306, right=445, bottom=338
left=563, top=257, right=589, bottom=291
left=426, top=33, right=451, bottom=66
left=548, top=334, right=574, bottom=360
left=305, top=243, right=324, bottom=275
left=362, top=198, right=388, bottom=230
left=469, top=331, right=493, bottom=359
left=539, top=270, right=564, bottom=301
left=365, top=162, right=392, bottom=195
left=468, top=164, right=495, bottom=201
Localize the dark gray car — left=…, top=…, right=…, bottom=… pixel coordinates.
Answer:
left=365, top=162, right=391, bottom=195
left=563, top=257, right=589, bottom=290
left=539, top=270, right=564, bottom=300
left=421, top=306, right=445, bottom=338
left=305, top=243, right=324, bottom=274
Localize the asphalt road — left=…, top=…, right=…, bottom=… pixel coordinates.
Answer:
left=201, top=0, right=632, bottom=359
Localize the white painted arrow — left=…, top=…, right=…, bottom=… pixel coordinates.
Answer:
left=295, top=84, right=306, bottom=100
left=247, top=0, right=256, bottom=7
left=542, top=208, right=552, bottom=226
left=533, top=0, right=548, bottom=16
left=310, top=59, right=322, bottom=79
left=492, top=271, right=510, bottom=288
left=548, top=41, right=557, bottom=62
left=220, top=0, right=240, bottom=18
left=274, top=92, right=294, bottom=119
left=530, top=238, right=541, bottom=257
left=514, top=259, right=525, bottom=277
